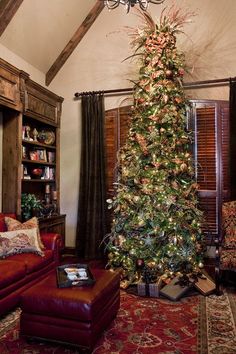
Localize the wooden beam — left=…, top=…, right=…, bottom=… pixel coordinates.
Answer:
left=45, top=1, right=104, bottom=86
left=0, top=0, right=24, bottom=36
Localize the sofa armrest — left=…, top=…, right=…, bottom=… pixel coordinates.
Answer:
left=40, top=232, right=62, bottom=263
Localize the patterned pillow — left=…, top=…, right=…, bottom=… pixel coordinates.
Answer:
left=220, top=249, right=236, bottom=269
left=4, top=216, right=45, bottom=250
left=0, top=228, right=44, bottom=258
left=222, top=201, right=236, bottom=248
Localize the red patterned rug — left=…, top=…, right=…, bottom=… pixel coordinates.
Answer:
left=0, top=290, right=235, bottom=354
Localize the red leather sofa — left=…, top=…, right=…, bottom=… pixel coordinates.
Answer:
left=0, top=213, right=61, bottom=317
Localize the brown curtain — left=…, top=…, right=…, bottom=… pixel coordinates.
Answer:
left=229, top=80, right=236, bottom=200
left=76, top=93, right=107, bottom=260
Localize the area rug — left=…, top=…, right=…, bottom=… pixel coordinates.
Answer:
left=0, top=290, right=235, bottom=354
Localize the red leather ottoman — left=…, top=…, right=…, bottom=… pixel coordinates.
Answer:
left=20, top=268, right=120, bottom=352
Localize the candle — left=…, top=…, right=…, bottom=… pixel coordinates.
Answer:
left=52, top=190, right=57, bottom=200
left=45, top=184, right=50, bottom=194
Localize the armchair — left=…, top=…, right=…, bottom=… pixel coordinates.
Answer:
left=215, top=201, right=236, bottom=292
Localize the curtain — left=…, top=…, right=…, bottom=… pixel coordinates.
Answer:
left=76, top=93, right=107, bottom=260
left=230, top=80, right=236, bottom=200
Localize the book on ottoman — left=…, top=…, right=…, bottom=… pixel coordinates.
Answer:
left=160, top=276, right=192, bottom=301
left=137, top=277, right=162, bottom=297
left=191, top=271, right=216, bottom=295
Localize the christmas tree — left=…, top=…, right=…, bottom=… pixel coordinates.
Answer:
left=105, top=7, right=204, bottom=287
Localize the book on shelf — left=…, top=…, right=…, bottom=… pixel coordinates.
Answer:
left=22, top=146, right=27, bottom=159
left=22, top=126, right=26, bottom=140
left=47, top=151, right=55, bottom=163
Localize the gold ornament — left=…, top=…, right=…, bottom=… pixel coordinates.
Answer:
left=108, top=252, right=114, bottom=260
left=120, top=280, right=131, bottom=289
left=129, top=248, right=136, bottom=256
left=180, top=163, right=188, bottom=172
left=198, top=261, right=204, bottom=269
left=117, top=235, right=125, bottom=246
left=147, top=261, right=156, bottom=269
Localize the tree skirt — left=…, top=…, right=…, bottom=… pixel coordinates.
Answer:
left=0, top=290, right=235, bottom=354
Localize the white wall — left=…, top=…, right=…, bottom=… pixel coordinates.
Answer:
left=1, top=0, right=236, bottom=247
left=0, top=43, right=45, bottom=85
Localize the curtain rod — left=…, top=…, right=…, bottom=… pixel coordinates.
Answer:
left=74, top=76, right=236, bottom=98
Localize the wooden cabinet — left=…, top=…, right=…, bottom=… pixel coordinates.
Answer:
left=39, top=214, right=66, bottom=250
left=0, top=59, right=65, bottom=242
left=24, top=79, right=63, bottom=126
left=0, top=58, right=27, bottom=111
left=21, top=115, right=60, bottom=212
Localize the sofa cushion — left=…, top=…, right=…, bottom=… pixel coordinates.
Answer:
left=0, top=228, right=43, bottom=258
left=5, top=216, right=45, bottom=250
left=8, top=250, right=53, bottom=274
left=0, top=213, right=16, bottom=232
left=0, top=260, right=26, bottom=290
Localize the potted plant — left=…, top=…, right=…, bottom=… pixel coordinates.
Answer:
left=21, top=193, right=43, bottom=220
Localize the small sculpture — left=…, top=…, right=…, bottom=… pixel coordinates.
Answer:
left=32, top=128, right=38, bottom=141
left=25, top=126, right=33, bottom=141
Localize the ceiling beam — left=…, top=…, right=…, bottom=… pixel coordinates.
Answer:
left=0, top=0, right=24, bottom=36
left=46, top=1, right=104, bottom=86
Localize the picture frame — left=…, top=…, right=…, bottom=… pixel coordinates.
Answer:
left=29, top=151, right=38, bottom=161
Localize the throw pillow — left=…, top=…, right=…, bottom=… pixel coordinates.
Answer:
left=4, top=216, right=45, bottom=250
left=0, top=228, right=44, bottom=258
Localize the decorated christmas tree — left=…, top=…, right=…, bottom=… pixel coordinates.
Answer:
left=105, top=7, right=204, bottom=288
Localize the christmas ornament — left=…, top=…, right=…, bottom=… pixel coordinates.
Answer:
left=198, top=261, right=204, bottom=269
left=136, top=258, right=145, bottom=269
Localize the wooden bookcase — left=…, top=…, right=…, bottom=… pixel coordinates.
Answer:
left=0, top=58, right=65, bottom=242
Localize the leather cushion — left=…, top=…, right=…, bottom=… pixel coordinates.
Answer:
left=21, top=269, right=120, bottom=322
left=0, top=260, right=26, bottom=289
left=8, top=250, right=53, bottom=274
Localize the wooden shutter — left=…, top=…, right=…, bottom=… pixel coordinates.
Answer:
left=104, top=106, right=131, bottom=199
left=189, top=100, right=230, bottom=244
left=104, top=101, right=230, bottom=243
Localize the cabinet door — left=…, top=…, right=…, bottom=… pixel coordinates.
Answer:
left=0, top=58, right=22, bottom=111
left=39, top=214, right=66, bottom=249
left=24, top=79, right=63, bottom=126
left=2, top=110, right=22, bottom=216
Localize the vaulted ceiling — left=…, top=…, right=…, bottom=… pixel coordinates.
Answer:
left=0, top=0, right=104, bottom=85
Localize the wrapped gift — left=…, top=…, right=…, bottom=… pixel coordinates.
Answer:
left=137, top=277, right=163, bottom=297
left=191, top=271, right=216, bottom=295
left=160, top=275, right=192, bottom=301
